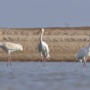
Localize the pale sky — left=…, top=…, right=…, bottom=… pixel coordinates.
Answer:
left=0, top=0, right=90, bottom=28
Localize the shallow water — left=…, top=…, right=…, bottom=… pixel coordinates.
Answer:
left=0, top=62, right=90, bottom=90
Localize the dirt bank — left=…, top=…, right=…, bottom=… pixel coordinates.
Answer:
left=0, top=27, right=90, bottom=62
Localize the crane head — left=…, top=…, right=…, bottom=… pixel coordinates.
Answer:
left=37, top=28, right=44, bottom=34
left=16, top=44, right=23, bottom=51
left=41, top=28, right=44, bottom=34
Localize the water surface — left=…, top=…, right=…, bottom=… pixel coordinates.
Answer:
left=0, top=62, right=90, bottom=90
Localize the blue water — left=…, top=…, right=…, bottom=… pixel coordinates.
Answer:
left=0, top=62, right=90, bottom=90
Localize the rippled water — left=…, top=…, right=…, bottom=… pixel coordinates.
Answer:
left=0, top=62, right=90, bottom=90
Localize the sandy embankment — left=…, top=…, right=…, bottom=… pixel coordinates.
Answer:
left=0, top=27, right=90, bottom=62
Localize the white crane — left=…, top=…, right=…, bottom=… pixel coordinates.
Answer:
left=0, top=42, right=23, bottom=66
left=38, top=28, right=50, bottom=62
left=75, top=35, right=90, bottom=67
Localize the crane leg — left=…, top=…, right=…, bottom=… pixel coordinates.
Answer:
left=40, top=53, right=46, bottom=62
left=41, top=56, right=44, bottom=62
left=43, top=57, right=46, bottom=62
left=9, top=54, right=12, bottom=66
left=41, top=53, right=43, bottom=62
left=76, top=59, right=78, bottom=62
left=83, top=57, right=86, bottom=67
left=7, top=55, right=9, bottom=66
left=7, top=54, right=12, bottom=66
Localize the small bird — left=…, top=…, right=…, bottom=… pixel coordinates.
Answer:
left=75, top=35, right=90, bottom=67
left=38, top=28, right=50, bottom=62
left=0, top=42, right=23, bottom=66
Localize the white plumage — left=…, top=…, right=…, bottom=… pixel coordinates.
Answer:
left=75, top=35, right=90, bottom=67
left=0, top=42, right=23, bottom=66
left=38, top=28, right=50, bottom=62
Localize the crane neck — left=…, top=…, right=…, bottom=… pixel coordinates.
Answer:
left=88, top=36, right=90, bottom=47
left=40, top=32, right=43, bottom=43
left=89, top=43, right=90, bottom=47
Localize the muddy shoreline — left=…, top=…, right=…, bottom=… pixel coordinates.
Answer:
left=0, top=27, right=90, bottom=62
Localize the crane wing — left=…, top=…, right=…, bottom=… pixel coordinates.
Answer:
left=76, top=47, right=88, bottom=59
left=4, top=42, right=17, bottom=50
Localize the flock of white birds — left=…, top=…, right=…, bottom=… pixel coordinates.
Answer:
left=0, top=28, right=89, bottom=67
left=0, top=28, right=50, bottom=66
